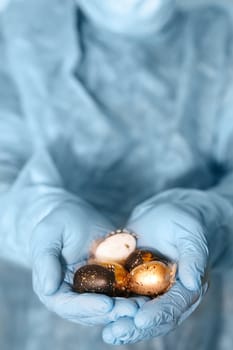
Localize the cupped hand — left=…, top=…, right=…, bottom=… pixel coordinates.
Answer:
left=102, top=199, right=209, bottom=344
left=30, top=196, right=138, bottom=325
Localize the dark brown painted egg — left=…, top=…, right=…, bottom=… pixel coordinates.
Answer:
left=73, top=262, right=129, bottom=297
left=95, top=261, right=129, bottom=296
left=73, top=264, right=115, bottom=295
left=125, top=248, right=170, bottom=271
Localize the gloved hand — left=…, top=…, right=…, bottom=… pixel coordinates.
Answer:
left=102, top=187, right=233, bottom=344
left=0, top=149, right=138, bottom=326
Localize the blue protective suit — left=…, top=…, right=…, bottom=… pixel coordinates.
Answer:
left=0, top=0, right=233, bottom=349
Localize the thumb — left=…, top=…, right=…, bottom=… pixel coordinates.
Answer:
left=31, top=216, right=63, bottom=296
left=176, top=221, right=209, bottom=291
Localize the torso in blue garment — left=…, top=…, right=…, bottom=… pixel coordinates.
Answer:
left=2, top=0, right=231, bottom=225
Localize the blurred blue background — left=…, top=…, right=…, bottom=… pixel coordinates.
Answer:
left=1, top=0, right=233, bottom=349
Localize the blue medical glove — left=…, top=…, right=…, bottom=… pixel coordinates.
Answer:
left=102, top=188, right=233, bottom=344
left=0, top=149, right=138, bottom=325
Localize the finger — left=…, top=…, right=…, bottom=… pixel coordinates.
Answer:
left=102, top=318, right=171, bottom=345
left=102, top=316, right=181, bottom=345
left=134, top=281, right=201, bottom=330
left=102, top=317, right=172, bottom=345
left=46, top=201, right=114, bottom=265
left=37, top=281, right=114, bottom=320
left=175, top=221, right=209, bottom=290
left=66, top=296, right=148, bottom=326
left=37, top=282, right=139, bottom=326
left=69, top=297, right=138, bottom=326
left=130, top=296, right=150, bottom=308
left=128, top=204, right=209, bottom=291
left=33, top=251, right=63, bottom=296
left=36, top=278, right=138, bottom=326
left=102, top=281, right=206, bottom=345
left=126, top=206, right=180, bottom=260
left=31, top=216, right=64, bottom=296
left=103, top=318, right=145, bottom=345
